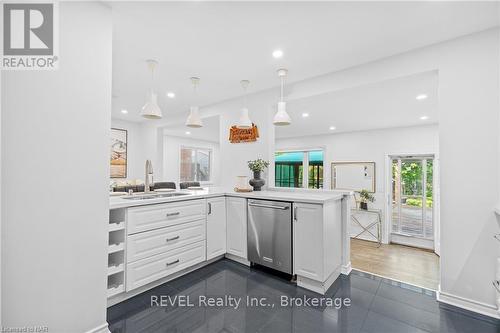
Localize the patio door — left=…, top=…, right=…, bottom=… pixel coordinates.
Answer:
left=391, top=156, right=434, bottom=248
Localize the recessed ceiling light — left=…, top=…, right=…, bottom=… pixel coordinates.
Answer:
left=302, top=113, right=309, bottom=118
left=420, top=115, right=429, bottom=120
left=185, top=131, right=191, bottom=135
left=121, top=109, right=128, bottom=114
left=167, top=92, right=175, bottom=98
left=416, top=94, right=428, bottom=100
left=272, top=49, right=283, bottom=59
left=329, top=126, right=336, bottom=130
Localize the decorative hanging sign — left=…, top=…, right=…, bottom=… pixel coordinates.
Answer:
left=229, top=124, right=259, bottom=143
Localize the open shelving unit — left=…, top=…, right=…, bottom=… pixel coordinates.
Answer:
left=108, top=208, right=126, bottom=298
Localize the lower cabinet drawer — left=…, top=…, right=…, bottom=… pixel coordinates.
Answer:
left=127, top=219, right=205, bottom=263
left=126, top=241, right=206, bottom=291
left=127, top=199, right=206, bottom=235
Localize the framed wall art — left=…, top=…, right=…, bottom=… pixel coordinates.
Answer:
left=110, top=128, right=127, bottom=178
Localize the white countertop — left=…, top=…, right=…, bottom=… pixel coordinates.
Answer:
left=109, top=187, right=345, bottom=209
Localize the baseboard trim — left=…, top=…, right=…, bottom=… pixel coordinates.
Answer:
left=225, top=253, right=250, bottom=266
left=437, top=287, right=500, bottom=320
left=84, top=322, right=110, bottom=333
left=341, top=262, right=352, bottom=275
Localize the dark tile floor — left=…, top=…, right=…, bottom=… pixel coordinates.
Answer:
left=107, top=259, right=500, bottom=333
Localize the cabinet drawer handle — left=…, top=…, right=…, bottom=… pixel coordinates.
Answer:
left=208, top=202, right=212, bottom=215
left=166, top=259, right=180, bottom=267
left=166, top=212, right=180, bottom=217
left=166, top=236, right=180, bottom=242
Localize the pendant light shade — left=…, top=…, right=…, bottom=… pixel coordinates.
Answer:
left=141, top=59, right=162, bottom=119
left=237, top=80, right=252, bottom=129
left=273, top=68, right=291, bottom=126
left=186, top=106, right=203, bottom=128
left=273, top=101, right=291, bottom=126
left=238, top=108, right=252, bottom=129
left=186, top=77, right=203, bottom=128
left=140, top=91, right=162, bottom=119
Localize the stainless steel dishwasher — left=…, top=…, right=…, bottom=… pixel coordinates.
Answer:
left=247, top=199, right=293, bottom=274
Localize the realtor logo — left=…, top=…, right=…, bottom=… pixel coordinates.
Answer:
left=1, top=2, right=59, bottom=69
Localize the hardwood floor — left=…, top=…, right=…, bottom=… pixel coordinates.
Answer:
left=350, top=238, right=440, bottom=290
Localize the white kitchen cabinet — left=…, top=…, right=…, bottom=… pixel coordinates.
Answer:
left=126, top=241, right=206, bottom=291
left=127, top=219, right=205, bottom=262
left=294, top=202, right=324, bottom=280
left=206, top=197, right=227, bottom=260
left=225, top=197, right=247, bottom=259
left=127, top=199, right=206, bottom=235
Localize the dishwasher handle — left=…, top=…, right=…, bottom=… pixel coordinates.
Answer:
left=248, top=203, right=290, bottom=210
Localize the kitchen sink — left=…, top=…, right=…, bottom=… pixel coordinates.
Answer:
left=122, top=192, right=191, bottom=200
left=157, top=192, right=191, bottom=198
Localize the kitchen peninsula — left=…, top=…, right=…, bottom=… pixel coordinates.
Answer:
left=107, top=187, right=351, bottom=305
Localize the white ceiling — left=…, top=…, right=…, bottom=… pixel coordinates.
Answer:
left=110, top=1, right=498, bottom=124
left=276, top=71, right=438, bottom=139
left=163, top=115, right=220, bottom=143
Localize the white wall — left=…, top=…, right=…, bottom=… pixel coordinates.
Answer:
left=196, top=28, right=499, bottom=316
left=163, top=135, right=221, bottom=186
left=1, top=3, right=111, bottom=332
left=276, top=124, right=439, bottom=242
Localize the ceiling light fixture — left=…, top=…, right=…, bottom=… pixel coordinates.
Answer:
left=185, top=131, right=191, bottom=135
left=273, top=68, right=291, bottom=126
left=416, top=94, right=428, bottom=100
left=272, top=49, right=283, bottom=59
left=302, top=113, right=309, bottom=118
left=237, top=80, right=252, bottom=129
left=140, top=59, right=162, bottom=119
left=329, top=126, right=336, bottom=130
left=167, top=92, right=175, bottom=99
left=420, top=115, right=429, bottom=120
left=185, top=77, right=203, bottom=128
left=121, top=109, right=128, bottom=114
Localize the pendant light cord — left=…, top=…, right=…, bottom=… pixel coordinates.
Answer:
left=280, top=76, right=284, bottom=102
left=243, top=84, right=247, bottom=107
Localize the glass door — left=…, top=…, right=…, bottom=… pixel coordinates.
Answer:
left=391, top=156, right=433, bottom=239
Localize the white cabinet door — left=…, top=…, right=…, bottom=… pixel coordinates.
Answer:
left=294, top=202, right=324, bottom=281
left=226, top=197, right=247, bottom=259
left=206, top=197, right=227, bottom=260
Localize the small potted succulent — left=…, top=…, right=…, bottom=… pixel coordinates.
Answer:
left=247, top=159, right=270, bottom=191
left=358, top=189, right=375, bottom=210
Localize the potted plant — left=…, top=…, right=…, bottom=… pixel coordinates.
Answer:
left=247, top=159, right=270, bottom=191
left=358, top=189, right=375, bottom=210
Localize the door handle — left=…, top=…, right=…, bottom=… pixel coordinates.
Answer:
left=166, top=259, right=180, bottom=267
left=293, top=206, right=298, bottom=221
left=166, top=212, right=180, bottom=217
left=248, top=203, right=289, bottom=210
left=208, top=202, right=212, bottom=215
left=166, top=236, right=180, bottom=242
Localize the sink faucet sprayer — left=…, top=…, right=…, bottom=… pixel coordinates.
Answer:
left=145, top=160, right=154, bottom=193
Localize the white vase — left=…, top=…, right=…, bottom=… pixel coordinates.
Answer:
left=236, top=176, right=249, bottom=189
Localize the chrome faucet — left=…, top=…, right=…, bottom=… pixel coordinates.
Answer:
left=145, top=160, right=154, bottom=193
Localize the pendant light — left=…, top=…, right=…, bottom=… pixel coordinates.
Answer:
left=237, top=80, right=252, bottom=129
left=186, top=77, right=203, bottom=128
left=273, top=68, right=291, bottom=126
left=140, top=59, right=162, bottom=119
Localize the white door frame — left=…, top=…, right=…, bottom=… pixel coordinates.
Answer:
left=384, top=153, right=440, bottom=253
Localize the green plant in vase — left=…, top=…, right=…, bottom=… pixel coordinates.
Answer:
left=247, top=159, right=269, bottom=191
left=358, top=189, right=375, bottom=210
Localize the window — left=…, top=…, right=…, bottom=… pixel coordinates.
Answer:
left=275, top=150, right=324, bottom=189
left=180, top=147, right=212, bottom=182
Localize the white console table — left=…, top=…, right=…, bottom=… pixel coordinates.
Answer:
left=351, top=208, right=382, bottom=246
